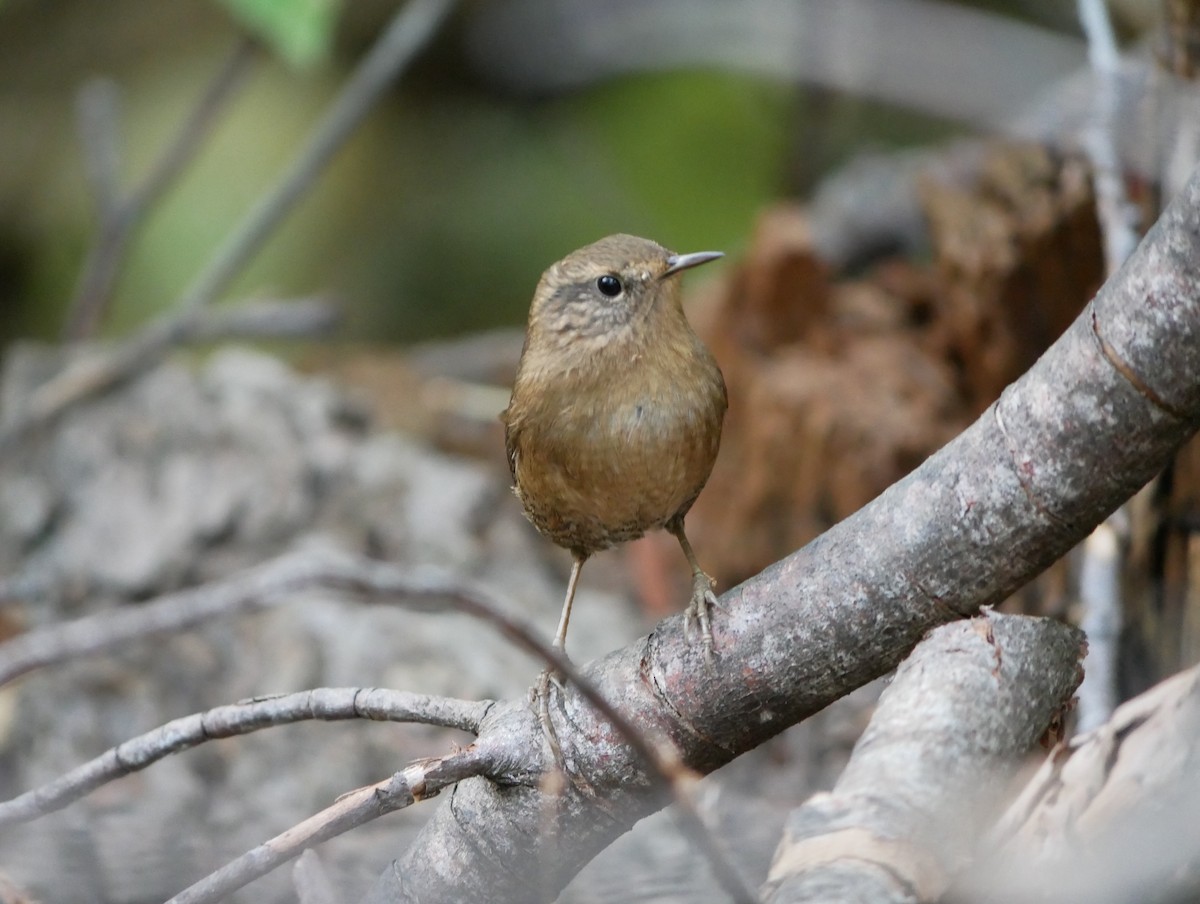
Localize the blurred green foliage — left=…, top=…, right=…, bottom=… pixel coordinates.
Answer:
left=0, top=0, right=991, bottom=348
left=219, top=0, right=341, bottom=67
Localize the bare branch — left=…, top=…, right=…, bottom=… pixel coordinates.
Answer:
left=74, top=77, right=122, bottom=224
left=166, top=745, right=491, bottom=904
left=0, top=687, right=490, bottom=829
left=0, top=550, right=321, bottom=687
left=64, top=37, right=260, bottom=341
left=173, top=0, right=457, bottom=318
left=0, top=550, right=498, bottom=688
left=0, top=548, right=752, bottom=902
left=181, top=297, right=341, bottom=342
left=761, top=613, right=1083, bottom=903
left=466, top=0, right=1085, bottom=130
left=1077, top=0, right=1141, bottom=273
left=1076, top=514, right=1126, bottom=732
left=970, top=663, right=1200, bottom=903
left=377, top=163, right=1200, bottom=903
left=0, top=0, right=457, bottom=456
left=330, top=565, right=758, bottom=904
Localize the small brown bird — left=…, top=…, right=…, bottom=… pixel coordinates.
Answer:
left=502, top=234, right=727, bottom=724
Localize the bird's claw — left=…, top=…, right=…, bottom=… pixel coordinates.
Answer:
left=532, top=668, right=566, bottom=765
left=683, top=573, right=720, bottom=664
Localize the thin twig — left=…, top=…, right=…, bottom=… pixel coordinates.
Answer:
left=64, top=37, right=259, bottom=341
left=0, top=0, right=457, bottom=456
left=1078, top=0, right=1140, bottom=272
left=1077, top=514, right=1127, bottom=732
left=0, top=547, right=754, bottom=903
left=0, top=687, right=491, bottom=828
left=182, top=296, right=341, bottom=342
left=166, top=745, right=491, bottom=904
left=1074, top=0, right=1139, bottom=734
left=1, top=298, right=337, bottom=459
left=175, top=0, right=457, bottom=316
left=328, top=562, right=759, bottom=904
left=0, top=549, right=472, bottom=688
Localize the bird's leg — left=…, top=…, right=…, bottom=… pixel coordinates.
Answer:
left=668, top=518, right=719, bottom=661
left=536, top=555, right=586, bottom=764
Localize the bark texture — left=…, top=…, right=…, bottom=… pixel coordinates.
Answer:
left=761, top=613, right=1083, bottom=903
left=368, top=170, right=1200, bottom=903
left=968, top=663, right=1200, bottom=903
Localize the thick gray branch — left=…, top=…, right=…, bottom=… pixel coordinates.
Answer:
left=373, top=165, right=1200, bottom=903
left=761, top=613, right=1083, bottom=903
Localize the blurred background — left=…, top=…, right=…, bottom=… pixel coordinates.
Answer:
left=4, top=2, right=1200, bottom=902
left=0, top=0, right=1137, bottom=345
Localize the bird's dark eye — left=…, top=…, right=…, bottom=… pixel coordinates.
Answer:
left=596, top=274, right=623, bottom=297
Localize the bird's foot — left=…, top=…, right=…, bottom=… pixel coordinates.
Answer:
left=532, top=667, right=566, bottom=766
left=683, top=570, right=721, bottom=663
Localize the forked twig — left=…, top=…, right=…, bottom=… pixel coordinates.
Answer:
left=167, top=745, right=492, bottom=904
left=329, top=564, right=759, bottom=904
left=65, top=37, right=260, bottom=341
left=0, top=0, right=458, bottom=457
left=0, top=687, right=491, bottom=828
left=0, top=548, right=754, bottom=904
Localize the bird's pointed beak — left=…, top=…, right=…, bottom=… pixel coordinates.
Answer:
left=660, top=250, right=724, bottom=279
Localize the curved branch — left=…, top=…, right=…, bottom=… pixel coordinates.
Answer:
left=0, top=552, right=752, bottom=903
left=0, top=688, right=490, bottom=829
left=0, top=551, right=482, bottom=688
left=0, top=0, right=457, bottom=457
left=761, top=613, right=1083, bottom=902
left=375, top=165, right=1200, bottom=902
left=166, top=745, right=492, bottom=904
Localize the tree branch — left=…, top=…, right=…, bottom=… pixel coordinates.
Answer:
left=0, top=550, right=327, bottom=687
left=173, top=0, right=457, bottom=318
left=0, top=688, right=491, bottom=828
left=0, top=549, right=752, bottom=903
left=64, top=37, right=260, bottom=341
left=761, top=613, right=1083, bottom=903
left=0, top=548, right=531, bottom=688
left=0, top=0, right=457, bottom=457
left=968, top=662, right=1200, bottom=902
left=166, top=745, right=492, bottom=904
left=369, top=163, right=1200, bottom=902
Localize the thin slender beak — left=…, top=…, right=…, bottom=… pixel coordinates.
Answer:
left=660, top=250, right=724, bottom=279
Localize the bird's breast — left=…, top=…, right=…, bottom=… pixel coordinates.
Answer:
left=510, top=340, right=725, bottom=554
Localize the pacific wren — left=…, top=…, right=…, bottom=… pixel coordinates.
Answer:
left=502, top=234, right=727, bottom=688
